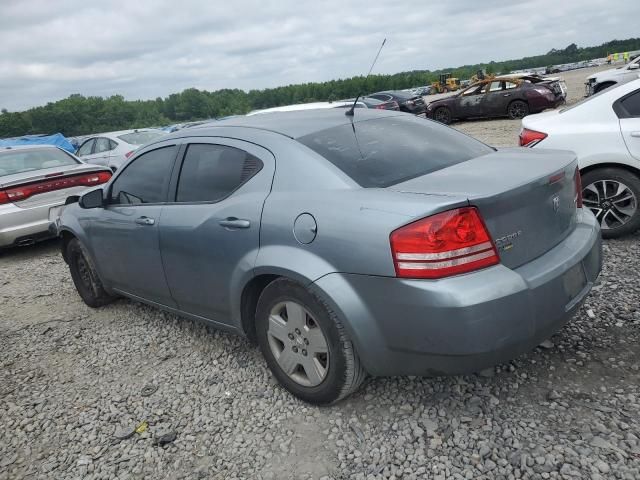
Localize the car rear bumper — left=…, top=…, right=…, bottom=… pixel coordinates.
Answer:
left=311, top=209, right=601, bottom=377
left=0, top=201, right=62, bottom=247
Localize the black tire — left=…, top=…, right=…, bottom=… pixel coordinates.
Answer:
left=255, top=278, right=366, bottom=404
left=508, top=100, right=529, bottom=120
left=433, top=106, right=452, bottom=125
left=67, top=238, right=116, bottom=308
left=581, top=168, right=640, bottom=239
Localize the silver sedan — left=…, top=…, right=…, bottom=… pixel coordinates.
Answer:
left=55, top=109, right=601, bottom=404
left=0, top=146, right=111, bottom=248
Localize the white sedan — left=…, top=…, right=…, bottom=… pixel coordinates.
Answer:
left=75, top=129, right=166, bottom=171
left=520, top=79, right=640, bottom=238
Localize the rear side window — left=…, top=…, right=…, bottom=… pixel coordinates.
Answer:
left=620, top=90, right=640, bottom=117
left=298, top=116, right=493, bottom=188
left=176, top=144, right=263, bottom=203
left=109, top=146, right=176, bottom=204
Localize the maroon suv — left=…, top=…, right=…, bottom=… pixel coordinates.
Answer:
left=426, top=76, right=565, bottom=124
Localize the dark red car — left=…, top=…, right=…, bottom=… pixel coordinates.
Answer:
left=426, top=76, right=566, bottom=124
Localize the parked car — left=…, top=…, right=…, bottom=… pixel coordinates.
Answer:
left=521, top=78, right=640, bottom=238
left=367, top=91, right=426, bottom=114
left=75, top=129, right=166, bottom=171
left=0, top=145, right=111, bottom=248
left=55, top=109, right=601, bottom=404
left=339, top=96, right=400, bottom=111
left=585, top=55, right=640, bottom=96
left=427, top=76, right=565, bottom=124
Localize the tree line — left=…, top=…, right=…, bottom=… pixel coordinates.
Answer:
left=2, top=37, right=640, bottom=138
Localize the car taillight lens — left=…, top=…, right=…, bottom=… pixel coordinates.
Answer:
left=0, top=171, right=111, bottom=205
left=390, top=207, right=500, bottom=279
left=574, top=167, right=583, bottom=208
left=519, top=128, right=547, bottom=147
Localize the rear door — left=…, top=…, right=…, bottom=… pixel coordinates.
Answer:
left=616, top=88, right=640, bottom=161
left=90, top=142, right=179, bottom=306
left=482, top=81, right=514, bottom=116
left=159, top=138, right=275, bottom=323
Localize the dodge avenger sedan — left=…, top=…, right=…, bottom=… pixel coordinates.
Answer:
left=54, top=109, right=601, bottom=404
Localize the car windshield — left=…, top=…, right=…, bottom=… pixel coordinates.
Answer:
left=117, top=131, right=164, bottom=145
left=0, top=148, right=78, bottom=177
left=298, top=115, right=493, bottom=188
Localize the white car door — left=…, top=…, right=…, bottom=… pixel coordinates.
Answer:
left=618, top=88, right=640, bottom=161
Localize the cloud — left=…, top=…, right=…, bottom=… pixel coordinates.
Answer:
left=1, top=0, right=638, bottom=111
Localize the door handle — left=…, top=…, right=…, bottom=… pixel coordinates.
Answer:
left=503, top=93, right=511, bottom=97
left=630, top=131, right=640, bottom=138
left=135, top=216, right=155, bottom=226
left=219, top=217, right=251, bottom=229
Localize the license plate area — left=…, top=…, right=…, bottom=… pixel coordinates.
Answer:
left=563, top=262, right=587, bottom=308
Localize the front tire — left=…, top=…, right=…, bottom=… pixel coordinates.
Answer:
left=67, top=238, right=116, bottom=308
left=255, top=278, right=366, bottom=404
left=433, top=106, right=452, bottom=125
left=581, top=168, right=640, bottom=238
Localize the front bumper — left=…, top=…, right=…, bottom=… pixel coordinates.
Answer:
left=311, top=210, right=601, bottom=376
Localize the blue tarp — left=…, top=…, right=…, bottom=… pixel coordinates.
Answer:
left=0, top=133, right=76, bottom=153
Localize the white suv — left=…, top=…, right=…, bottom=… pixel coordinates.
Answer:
left=585, top=56, right=640, bottom=96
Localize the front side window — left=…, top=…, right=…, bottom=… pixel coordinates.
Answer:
left=109, top=146, right=176, bottom=205
left=77, top=139, right=95, bottom=156
left=94, top=138, right=112, bottom=153
left=175, top=144, right=263, bottom=203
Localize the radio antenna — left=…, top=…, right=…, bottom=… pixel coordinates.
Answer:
left=345, top=38, right=387, bottom=117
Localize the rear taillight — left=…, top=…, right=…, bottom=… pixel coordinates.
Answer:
left=519, top=128, right=547, bottom=147
left=574, top=167, right=583, bottom=208
left=125, top=150, right=135, bottom=159
left=390, top=207, right=500, bottom=279
left=0, top=171, right=111, bottom=205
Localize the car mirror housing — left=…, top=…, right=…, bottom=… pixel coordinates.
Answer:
left=79, top=188, right=104, bottom=209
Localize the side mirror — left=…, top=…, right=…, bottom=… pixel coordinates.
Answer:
left=79, top=188, right=104, bottom=209
left=629, top=63, right=639, bottom=70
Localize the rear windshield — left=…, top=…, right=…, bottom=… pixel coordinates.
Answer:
left=0, top=148, right=78, bottom=177
left=117, top=131, right=164, bottom=145
left=298, top=115, right=493, bottom=187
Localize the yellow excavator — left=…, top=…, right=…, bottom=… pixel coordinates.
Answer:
left=430, top=73, right=461, bottom=94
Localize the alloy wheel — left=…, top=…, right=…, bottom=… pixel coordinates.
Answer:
left=509, top=102, right=527, bottom=119
left=267, top=301, right=329, bottom=387
left=583, top=179, right=638, bottom=230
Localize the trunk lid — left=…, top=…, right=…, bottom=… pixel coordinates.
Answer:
left=388, top=148, right=578, bottom=269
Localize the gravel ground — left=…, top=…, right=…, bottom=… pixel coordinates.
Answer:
left=2, top=64, right=640, bottom=480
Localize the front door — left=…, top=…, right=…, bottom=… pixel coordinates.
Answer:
left=159, top=139, right=275, bottom=323
left=90, top=143, right=179, bottom=306
left=482, top=80, right=513, bottom=117
left=454, top=83, right=487, bottom=117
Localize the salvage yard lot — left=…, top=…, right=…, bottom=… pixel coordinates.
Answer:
left=1, top=65, right=640, bottom=480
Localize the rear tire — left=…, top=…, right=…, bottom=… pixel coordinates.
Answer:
left=508, top=100, right=529, bottom=120
left=581, top=168, right=640, bottom=238
left=433, top=106, right=452, bottom=125
left=255, top=278, right=366, bottom=404
left=67, top=238, right=116, bottom=308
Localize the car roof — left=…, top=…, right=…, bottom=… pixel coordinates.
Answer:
left=81, top=128, right=162, bottom=140
left=170, top=108, right=406, bottom=140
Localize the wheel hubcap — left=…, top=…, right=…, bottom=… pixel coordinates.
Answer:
left=267, top=301, right=329, bottom=387
left=582, top=179, right=637, bottom=230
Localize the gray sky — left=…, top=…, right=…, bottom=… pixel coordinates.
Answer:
left=1, top=0, right=638, bottom=111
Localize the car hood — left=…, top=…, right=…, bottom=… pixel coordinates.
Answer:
left=587, top=66, right=634, bottom=80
